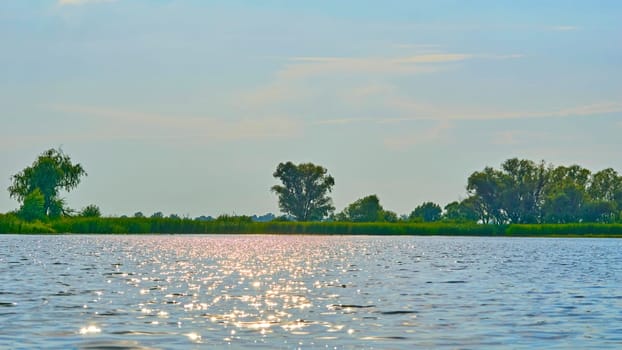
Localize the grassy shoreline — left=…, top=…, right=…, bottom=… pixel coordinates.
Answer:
left=2, top=214, right=622, bottom=237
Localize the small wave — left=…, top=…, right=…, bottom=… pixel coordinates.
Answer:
left=76, top=340, right=156, bottom=350
left=360, top=336, right=409, bottom=340
left=377, top=310, right=417, bottom=315
left=330, top=304, right=376, bottom=309
left=109, top=330, right=171, bottom=336
left=52, top=291, right=76, bottom=296
left=97, top=311, right=129, bottom=316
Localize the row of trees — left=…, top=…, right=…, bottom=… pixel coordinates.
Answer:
left=7, top=149, right=622, bottom=225
left=271, top=159, right=622, bottom=224
left=465, top=159, right=622, bottom=224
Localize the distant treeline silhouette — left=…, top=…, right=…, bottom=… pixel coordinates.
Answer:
left=3, top=148, right=622, bottom=234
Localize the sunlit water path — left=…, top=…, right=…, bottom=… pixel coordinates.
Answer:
left=1, top=235, right=621, bottom=349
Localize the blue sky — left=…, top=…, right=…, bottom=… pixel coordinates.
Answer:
left=1, top=0, right=621, bottom=217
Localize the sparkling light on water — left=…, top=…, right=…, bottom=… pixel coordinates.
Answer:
left=79, top=325, right=101, bottom=335
left=1, top=235, right=622, bottom=349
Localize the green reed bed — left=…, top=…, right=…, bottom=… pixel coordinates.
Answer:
left=505, top=223, right=622, bottom=237
left=0, top=213, right=56, bottom=234
left=256, top=222, right=501, bottom=235
left=2, top=215, right=622, bottom=236
left=0, top=216, right=501, bottom=235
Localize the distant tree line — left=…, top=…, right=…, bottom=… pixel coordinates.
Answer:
left=465, top=158, right=622, bottom=224
left=5, top=149, right=622, bottom=225
left=272, top=159, right=622, bottom=224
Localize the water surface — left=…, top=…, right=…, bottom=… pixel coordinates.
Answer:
left=1, top=235, right=621, bottom=349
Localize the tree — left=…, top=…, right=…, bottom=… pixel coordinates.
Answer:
left=18, top=188, right=46, bottom=221
left=588, top=168, right=622, bottom=202
left=443, top=199, right=479, bottom=222
left=8, top=148, right=86, bottom=218
left=337, top=195, right=391, bottom=222
left=410, top=202, right=442, bottom=222
left=271, top=161, right=335, bottom=221
left=80, top=204, right=101, bottom=218
left=582, top=200, right=617, bottom=223
left=381, top=210, right=399, bottom=222
left=466, top=159, right=549, bottom=224
left=542, top=184, right=585, bottom=223
left=466, top=167, right=507, bottom=224
left=500, top=158, right=548, bottom=224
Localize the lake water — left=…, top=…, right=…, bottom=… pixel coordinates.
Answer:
left=1, top=235, right=621, bottom=349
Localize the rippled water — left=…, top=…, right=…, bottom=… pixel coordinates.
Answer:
left=1, top=235, right=621, bottom=349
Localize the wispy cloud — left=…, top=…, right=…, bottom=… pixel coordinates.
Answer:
left=392, top=44, right=443, bottom=50
left=281, top=53, right=493, bottom=78
left=316, top=95, right=622, bottom=125
left=384, top=121, right=453, bottom=151
left=474, top=102, right=622, bottom=120
left=277, top=54, right=460, bottom=80
left=550, top=25, right=580, bottom=31
left=58, top=0, right=117, bottom=5
left=49, top=104, right=302, bottom=142
left=244, top=52, right=522, bottom=106
left=492, top=130, right=550, bottom=146
left=291, top=53, right=474, bottom=64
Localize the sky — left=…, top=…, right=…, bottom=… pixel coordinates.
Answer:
left=1, top=0, right=621, bottom=218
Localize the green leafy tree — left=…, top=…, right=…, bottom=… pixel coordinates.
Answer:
left=151, top=212, right=164, bottom=218
left=18, top=188, right=46, bottom=221
left=543, top=184, right=586, bottom=223
left=466, top=167, right=507, bottom=224
left=410, top=202, right=442, bottom=222
left=582, top=200, right=617, bottom=223
left=541, top=164, right=594, bottom=223
left=8, top=148, right=86, bottom=218
left=467, top=160, right=622, bottom=224
left=500, top=158, right=549, bottom=224
left=337, top=194, right=392, bottom=222
left=80, top=204, right=101, bottom=218
left=466, top=159, right=549, bottom=224
left=588, top=168, right=620, bottom=200
left=381, top=210, right=399, bottom=222
left=271, top=162, right=335, bottom=221
left=134, top=211, right=145, bottom=218
left=443, top=199, right=479, bottom=222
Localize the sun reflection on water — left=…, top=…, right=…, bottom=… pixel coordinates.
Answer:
left=104, top=235, right=370, bottom=343
left=79, top=325, right=101, bottom=335
left=3, top=234, right=621, bottom=349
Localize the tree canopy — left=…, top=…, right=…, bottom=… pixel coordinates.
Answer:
left=80, top=204, right=101, bottom=218
left=410, top=202, right=442, bottom=222
left=271, top=162, right=335, bottom=221
left=466, top=158, right=622, bottom=224
left=336, top=194, right=397, bottom=222
left=8, top=148, right=86, bottom=219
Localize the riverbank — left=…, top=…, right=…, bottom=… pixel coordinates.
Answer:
left=2, top=214, right=622, bottom=236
